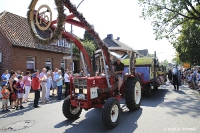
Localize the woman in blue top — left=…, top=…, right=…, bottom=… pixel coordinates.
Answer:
left=55, top=70, right=63, bottom=100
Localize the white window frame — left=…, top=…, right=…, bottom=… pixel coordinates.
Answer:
left=58, top=39, right=62, bottom=47
left=45, top=58, right=52, bottom=70
left=0, top=52, right=2, bottom=62
left=26, top=56, right=35, bottom=70
left=58, top=38, right=65, bottom=47
left=60, top=59, right=65, bottom=69
left=65, top=41, right=70, bottom=48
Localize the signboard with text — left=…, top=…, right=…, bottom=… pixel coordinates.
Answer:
left=183, top=63, right=190, bottom=69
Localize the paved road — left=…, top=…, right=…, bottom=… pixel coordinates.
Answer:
left=0, top=83, right=200, bottom=133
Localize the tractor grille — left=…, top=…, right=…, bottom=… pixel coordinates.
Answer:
left=74, top=78, right=87, bottom=100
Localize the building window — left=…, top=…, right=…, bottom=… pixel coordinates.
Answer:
left=65, top=41, right=71, bottom=48
left=26, top=57, right=35, bottom=73
left=0, top=52, right=2, bottom=62
left=45, top=58, right=52, bottom=70
left=58, top=38, right=65, bottom=47
left=60, top=59, right=65, bottom=69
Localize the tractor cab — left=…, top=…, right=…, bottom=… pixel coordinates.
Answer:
left=95, top=47, right=142, bottom=76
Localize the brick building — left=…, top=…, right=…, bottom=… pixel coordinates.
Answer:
left=0, top=11, right=80, bottom=74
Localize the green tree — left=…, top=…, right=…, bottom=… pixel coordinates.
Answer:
left=171, top=52, right=182, bottom=65
left=73, top=40, right=96, bottom=59
left=148, top=54, right=154, bottom=57
left=158, top=59, right=170, bottom=72
left=84, top=29, right=98, bottom=49
left=138, top=0, right=200, bottom=41
left=160, top=59, right=169, bottom=69
left=172, top=17, right=200, bottom=65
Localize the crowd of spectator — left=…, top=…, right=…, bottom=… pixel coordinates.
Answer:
left=0, top=68, right=75, bottom=112
left=167, top=66, right=200, bottom=91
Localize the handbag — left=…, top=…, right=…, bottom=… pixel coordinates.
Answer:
left=11, top=93, right=17, bottom=101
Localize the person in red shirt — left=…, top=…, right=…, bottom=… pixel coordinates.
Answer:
left=1, top=84, right=10, bottom=112
left=13, top=76, right=24, bottom=110
left=32, top=70, right=41, bottom=108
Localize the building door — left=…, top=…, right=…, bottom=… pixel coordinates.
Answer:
left=73, top=61, right=78, bottom=73
left=60, top=59, right=65, bottom=76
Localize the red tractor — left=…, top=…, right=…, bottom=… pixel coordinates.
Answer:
left=27, top=0, right=142, bottom=129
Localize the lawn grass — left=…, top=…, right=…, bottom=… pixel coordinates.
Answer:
left=121, top=57, right=154, bottom=66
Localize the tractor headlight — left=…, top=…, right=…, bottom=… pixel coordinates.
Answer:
left=75, top=88, right=79, bottom=93
left=83, top=89, right=87, bottom=94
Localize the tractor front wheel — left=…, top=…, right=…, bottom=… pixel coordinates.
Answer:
left=102, top=97, right=120, bottom=129
left=62, top=98, right=82, bottom=120
left=125, top=77, right=141, bottom=111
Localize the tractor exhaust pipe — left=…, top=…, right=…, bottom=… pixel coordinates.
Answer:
left=101, top=49, right=111, bottom=88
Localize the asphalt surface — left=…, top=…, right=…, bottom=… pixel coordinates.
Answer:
left=0, top=83, right=200, bottom=133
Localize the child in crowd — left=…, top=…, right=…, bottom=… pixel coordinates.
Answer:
left=1, top=84, right=10, bottom=112
left=13, top=76, right=24, bottom=110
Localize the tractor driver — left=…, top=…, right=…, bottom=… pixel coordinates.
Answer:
left=113, top=58, right=124, bottom=94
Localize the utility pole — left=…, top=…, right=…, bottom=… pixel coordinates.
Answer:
left=70, top=0, right=85, bottom=72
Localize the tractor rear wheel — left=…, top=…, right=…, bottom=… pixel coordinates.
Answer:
left=145, top=83, right=151, bottom=97
left=102, top=97, right=120, bottom=129
left=125, top=77, right=141, bottom=111
left=62, top=98, right=82, bottom=120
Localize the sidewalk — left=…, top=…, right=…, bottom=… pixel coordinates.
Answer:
left=0, top=88, right=67, bottom=111
left=25, top=88, right=67, bottom=101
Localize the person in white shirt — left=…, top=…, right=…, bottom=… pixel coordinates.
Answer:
left=39, top=68, right=47, bottom=104
left=46, top=71, right=53, bottom=100
left=64, top=69, right=70, bottom=98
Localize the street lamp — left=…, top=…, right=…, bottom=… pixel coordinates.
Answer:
left=70, top=0, right=85, bottom=72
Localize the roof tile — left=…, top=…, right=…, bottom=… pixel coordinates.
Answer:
left=0, top=11, right=69, bottom=54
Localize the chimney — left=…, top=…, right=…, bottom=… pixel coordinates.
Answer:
left=107, top=34, right=113, bottom=39
left=116, top=37, right=120, bottom=41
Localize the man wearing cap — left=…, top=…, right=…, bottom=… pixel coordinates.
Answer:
left=32, top=70, right=41, bottom=108
left=113, top=58, right=124, bottom=94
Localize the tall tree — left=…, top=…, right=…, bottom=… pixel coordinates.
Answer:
left=172, top=18, right=200, bottom=65
left=84, top=27, right=98, bottom=49
left=73, top=40, right=96, bottom=59
left=138, top=0, right=200, bottom=41
left=171, top=52, right=182, bottom=65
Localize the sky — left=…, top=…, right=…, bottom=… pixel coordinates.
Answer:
left=0, top=0, right=176, bottom=62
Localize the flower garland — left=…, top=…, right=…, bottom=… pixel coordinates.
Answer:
left=64, top=0, right=115, bottom=75
left=27, top=0, right=66, bottom=45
